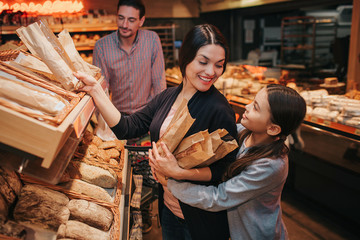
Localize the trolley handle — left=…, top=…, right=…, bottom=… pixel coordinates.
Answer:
left=125, top=145, right=152, bottom=152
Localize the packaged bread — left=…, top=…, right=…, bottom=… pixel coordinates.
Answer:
left=57, top=220, right=110, bottom=240
left=0, top=75, right=68, bottom=116
left=13, top=184, right=70, bottom=231
left=68, top=199, right=113, bottom=231
left=16, top=21, right=82, bottom=91
left=59, top=179, right=113, bottom=203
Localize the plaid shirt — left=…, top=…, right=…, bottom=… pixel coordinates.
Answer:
left=93, top=29, right=166, bottom=114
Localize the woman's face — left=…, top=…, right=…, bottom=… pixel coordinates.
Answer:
left=184, top=44, right=225, bottom=92
left=241, top=88, right=273, bottom=134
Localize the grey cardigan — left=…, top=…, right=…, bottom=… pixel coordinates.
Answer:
left=167, top=124, right=289, bottom=240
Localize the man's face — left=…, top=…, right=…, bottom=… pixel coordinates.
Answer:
left=117, top=5, right=145, bottom=39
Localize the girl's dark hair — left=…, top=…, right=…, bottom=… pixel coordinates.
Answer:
left=179, top=24, right=229, bottom=78
left=224, top=84, right=306, bottom=180
left=117, top=0, right=145, bottom=18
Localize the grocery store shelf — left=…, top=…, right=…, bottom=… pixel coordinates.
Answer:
left=227, top=93, right=360, bottom=142
left=0, top=23, right=118, bottom=34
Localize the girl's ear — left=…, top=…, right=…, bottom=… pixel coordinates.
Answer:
left=267, top=124, right=281, bottom=136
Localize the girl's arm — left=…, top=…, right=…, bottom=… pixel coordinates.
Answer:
left=149, top=142, right=212, bottom=182
left=74, top=71, right=121, bottom=127
left=166, top=157, right=288, bottom=212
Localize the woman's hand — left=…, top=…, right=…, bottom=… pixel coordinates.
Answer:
left=73, top=71, right=121, bottom=127
left=73, top=71, right=99, bottom=95
left=149, top=142, right=183, bottom=180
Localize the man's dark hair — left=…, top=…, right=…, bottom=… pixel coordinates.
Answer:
left=117, top=0, right=145, bottom=18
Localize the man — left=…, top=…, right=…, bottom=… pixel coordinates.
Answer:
left=93, top=0, right=166, bottom=115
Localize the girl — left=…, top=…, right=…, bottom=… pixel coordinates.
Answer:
left=75, top=24, right=238, bottom=240
left=149, top=84, right=307, bottom=240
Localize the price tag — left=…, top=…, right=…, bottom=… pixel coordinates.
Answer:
left=323, top=120, right=331, bottom=126
left=355, top=128, right=360, bottom=136
left=311, top=116, right=318, bottom=122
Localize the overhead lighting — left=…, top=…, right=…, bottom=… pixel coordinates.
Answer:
left=0, top=1, right=84, bottom=14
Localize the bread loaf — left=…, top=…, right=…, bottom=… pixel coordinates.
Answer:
left=68, top=199, right=113, bottom=231
left=13, top=184, right=70, bottom=231
left=59, top=179, right=113, bottom=202
left=57, top=220, right=110, bottom=240
left=0, top=220, right=27, bottom=239
left=0, top=195, right=8, bottom=223
left=0, top=167, right=22, bottom=205
left=67, top=161, right=117, bottom=188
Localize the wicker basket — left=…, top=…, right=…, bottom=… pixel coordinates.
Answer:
left=0, top=50, right=84, bottom=126
left=19, top=154, right=124, bottom=240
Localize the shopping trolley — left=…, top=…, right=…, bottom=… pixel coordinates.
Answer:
left=126, top=145, right=159, bottom=235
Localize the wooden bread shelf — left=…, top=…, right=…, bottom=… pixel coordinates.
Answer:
left=0, top=79, right=106, bottom=171
left=0, top=94, right=95, bottom=169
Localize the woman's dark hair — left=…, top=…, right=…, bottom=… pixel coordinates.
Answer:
left=117, top=0, right=145, bottom=18
left=224, top=84, right=306, bottom=180
left=179, top=24, right=229, bottom=78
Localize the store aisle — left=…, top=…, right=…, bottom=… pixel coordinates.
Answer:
left=143, top=190, right=359, bottom=240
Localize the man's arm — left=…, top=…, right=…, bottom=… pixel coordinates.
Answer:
left=151, top=34, right=166, bottom=95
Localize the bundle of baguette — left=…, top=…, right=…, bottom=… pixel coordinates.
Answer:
left=16, top=20, right=101, bottom=91
left=155, top=99, right=238, bottom=180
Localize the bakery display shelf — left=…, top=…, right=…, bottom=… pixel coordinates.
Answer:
left=0, top=78, right=106, bottom=174
left=226, top=93, right=360, bottom=142
left=1, top=24, right=118, bottom=35
left=119, top=148, right=132, bottom=240
left=303, top=115, right=360, bottom=141
left=2, top=148, right=131, bottom=240
left=75, top=45, right=95, bottom=51
left=226, top=94, right=253, bottom=105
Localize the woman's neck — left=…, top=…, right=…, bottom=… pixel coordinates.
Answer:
left=181, top=79, right=197, bottom=100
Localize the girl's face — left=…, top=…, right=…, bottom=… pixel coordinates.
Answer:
left=241, top=88, right=273, bottom=134
left=184, top=44, right=225, bottom=92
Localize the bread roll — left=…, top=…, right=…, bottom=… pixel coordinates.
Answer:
left=57, top=220, right=110, bottom=240
left=59, top=179, right=113, bottom=202
left=13, top=184, right=70, bottom=231
left=68, top=199, right=113, bottom=231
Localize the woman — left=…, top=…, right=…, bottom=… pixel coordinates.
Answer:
left=75, top=24, right=238, bottom=240
left=149, top=84, right=307, bottom=239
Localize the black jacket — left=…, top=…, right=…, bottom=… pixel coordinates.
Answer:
left=111, top=83, right=238, bottom=240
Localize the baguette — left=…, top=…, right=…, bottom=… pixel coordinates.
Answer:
left=0, top=76, right=67, bottom=116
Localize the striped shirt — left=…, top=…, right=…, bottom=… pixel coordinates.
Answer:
left=93, top=29, right=166, bottom=114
